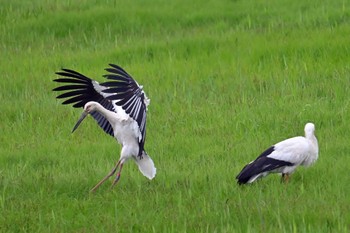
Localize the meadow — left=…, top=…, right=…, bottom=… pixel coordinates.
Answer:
left=1, top=0, right=350, bottom=232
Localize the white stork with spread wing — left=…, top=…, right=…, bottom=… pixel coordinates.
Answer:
left=53, top=64, right=156, bottom=192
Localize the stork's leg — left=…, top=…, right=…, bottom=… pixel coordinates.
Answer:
left=281, top=173, right=290, bottom=183
left=111, top=163, right=124, bottom=188
left=90, top=160, right=121, bottom=193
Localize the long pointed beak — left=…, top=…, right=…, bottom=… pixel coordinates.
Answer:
left=72, top=111, right=88, bottom=133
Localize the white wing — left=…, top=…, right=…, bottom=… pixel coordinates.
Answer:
left=269, top=136, right=310, bottom=165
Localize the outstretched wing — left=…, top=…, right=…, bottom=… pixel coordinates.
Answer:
left=53, top=68, right=115, bottom=136
left=101, top=64, right=149, bottom=155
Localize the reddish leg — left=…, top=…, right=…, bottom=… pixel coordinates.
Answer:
left=281, top=173, right=290, bottom=183
left=111, top=163, right=124, bottom=189
left=90, top=160, right=121, bottom=193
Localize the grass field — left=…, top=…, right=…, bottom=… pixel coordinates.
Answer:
left=1, top=0, right=350, bottom=232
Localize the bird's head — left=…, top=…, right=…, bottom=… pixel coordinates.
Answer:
left=304, top=122, right=315, bottom=137
left=71, top=102, right=99, bottom=133
left=84, top=101, right=98, bottom=113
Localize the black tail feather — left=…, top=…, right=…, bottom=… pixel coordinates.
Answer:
left=236, top=157, right=293, bottom=184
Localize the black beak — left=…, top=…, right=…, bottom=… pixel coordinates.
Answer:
left=72, top=111, right=88, bottom=133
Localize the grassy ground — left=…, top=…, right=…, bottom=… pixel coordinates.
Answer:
left=1, top=0, right=350, bottom=232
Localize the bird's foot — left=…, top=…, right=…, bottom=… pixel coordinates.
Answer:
left=111, top=173, right=121, bottom=188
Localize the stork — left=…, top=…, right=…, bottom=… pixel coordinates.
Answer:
left=236, top=123, right=318, bottom=184
left=53, top=64, right=156, bottom=192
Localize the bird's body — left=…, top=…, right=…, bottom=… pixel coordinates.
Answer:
left=236, top=123, right=318, bottom=184
left=85, top=101, right=154, bottom=175
left=53, top=64, right=156, bottom=191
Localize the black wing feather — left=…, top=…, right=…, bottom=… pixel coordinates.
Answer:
left=60, top=68, right=91, bottom=79
left=56, top=90, right=89, bottom=99
left=103, top=74, right=132, bottom=83
left=53, top=78, right=87, bottom=84
left=102, top=86, right=132, bottom=93
left=102, top=64, right=148, bottom=155
left=53, top=68, right=115, bottom=137
left=107, top=64, right=133, bottom=77
left=52, top=85, right=88, bottom=91
left=236, top=146, right=294, bottom=184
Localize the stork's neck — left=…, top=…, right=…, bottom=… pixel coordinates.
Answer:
left=306, top=131, right=315, bottom=140
left=92, top=102, right=117, bottom=124
left=306, top=133, right=318, bottom=151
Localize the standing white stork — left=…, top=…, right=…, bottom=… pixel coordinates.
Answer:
left=236, top=123, right=318, bottom=184
left=53, top=64, right=156, bottom=192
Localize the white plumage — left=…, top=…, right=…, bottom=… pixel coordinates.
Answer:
left=236, top=123, right=318, bottom=184
left=53, top=64, right=156, bottom=192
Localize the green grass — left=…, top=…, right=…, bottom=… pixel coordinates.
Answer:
left=1, top=0, right=350, bottom=232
